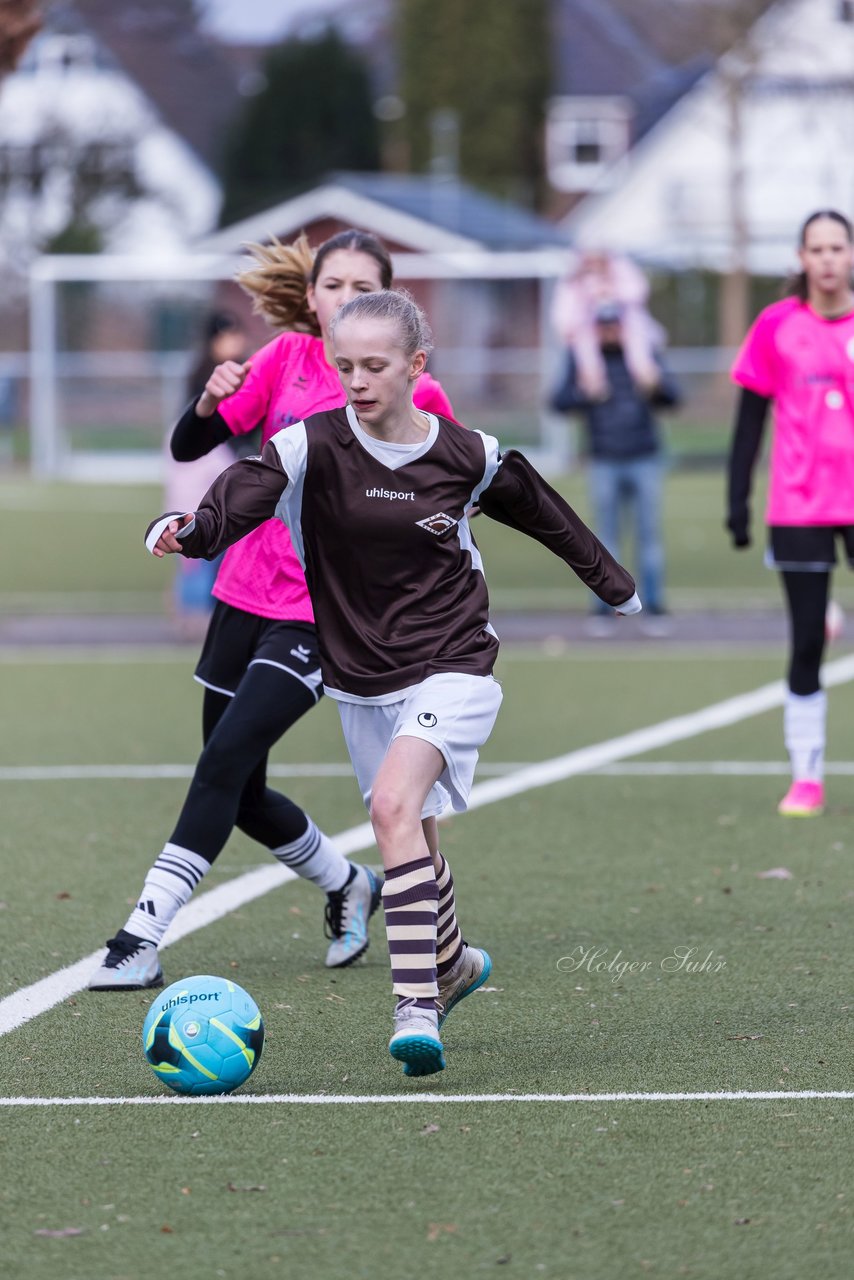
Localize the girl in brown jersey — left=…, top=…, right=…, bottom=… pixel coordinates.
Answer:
left=89, top=232, right=453, bottom=996
left=148, top=290, right=640, bottom=1077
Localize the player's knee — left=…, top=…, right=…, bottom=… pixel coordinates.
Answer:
left=370, top=784, right=414, bottom=840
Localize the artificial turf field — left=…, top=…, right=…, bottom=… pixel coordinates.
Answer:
left=0, top=468, right=826, bottom=616
left=2, top=642, right=853, bottom=1280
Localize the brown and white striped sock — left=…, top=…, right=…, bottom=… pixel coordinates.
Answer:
left=435, top=853, right=464, bottom=978
left=381, top=855, right=439, bottom=1011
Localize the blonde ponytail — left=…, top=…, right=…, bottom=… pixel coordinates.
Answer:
left=236, top=233, right=319, bottom=335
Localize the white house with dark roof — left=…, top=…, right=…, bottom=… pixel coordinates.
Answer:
left=546, top=0, right=708, bottom=211
left=200, top=170, right=571, bottom=265
left=0, top=1, right=229, bottom=273
left=562, top=0, right=854, bottom=275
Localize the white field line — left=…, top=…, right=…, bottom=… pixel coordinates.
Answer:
left=597, top=761, right=854, bottom=776
left=0, top=646, right=804, bottom=666
left=4, top=650, right=854, bottom=1040
left=0, top=763, right=357, bottom=781
left=0, top=819, right=371, bottom=1040
left=0, top=1091, right=852, bottom=1107
left=0, top=763, right=530, bottom=782
left=461, top=653, right=854, bottom=813
left=6, top=760, right=854, bottom=783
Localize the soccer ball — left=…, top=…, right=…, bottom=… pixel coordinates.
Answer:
left=142, top=975, right=265, bottom=1096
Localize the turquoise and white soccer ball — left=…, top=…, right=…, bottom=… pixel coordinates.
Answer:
left=142, top=975, right=264, bottom=1096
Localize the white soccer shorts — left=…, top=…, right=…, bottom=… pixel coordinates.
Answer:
left=337, top=672, right=503, bottom=818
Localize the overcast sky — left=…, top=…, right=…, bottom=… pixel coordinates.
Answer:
left=198, top=0, right=346, bottom=43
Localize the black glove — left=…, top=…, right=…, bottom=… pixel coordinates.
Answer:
left=726, top=511, right=750, bottom=549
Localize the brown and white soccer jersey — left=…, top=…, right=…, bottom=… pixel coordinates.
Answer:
left=147, top=406, right=638, bottom=702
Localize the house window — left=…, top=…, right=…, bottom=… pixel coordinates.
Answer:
left=546, top=97, right=631, bottom=193
left=571, top=125, right=604, bottom=167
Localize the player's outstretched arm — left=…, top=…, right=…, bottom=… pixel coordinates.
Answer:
left=145, top=439, right=288, bottom=561
left=478, top=449, right=640, bottom=614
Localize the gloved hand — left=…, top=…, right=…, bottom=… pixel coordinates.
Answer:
left=726, top=511, right=750, bottom=549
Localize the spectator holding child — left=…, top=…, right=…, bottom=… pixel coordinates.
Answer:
left=552, top=282, right=681, bottom=634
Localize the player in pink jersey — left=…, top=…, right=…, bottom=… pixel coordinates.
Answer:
left=89, top=230, right=454, bottom=991
left=728, top=209, right=854, bottom=817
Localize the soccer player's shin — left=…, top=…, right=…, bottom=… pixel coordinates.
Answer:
left=272, top=816, right=351, bottom=891
left=124, top=844, right=211, bottom=944
left=779, top=688, right=827, bottom=816
left=784, top=688, right=827, bottom=782
left=434, top=853, right=493, bottom=1028
left=88, top=843, right=209, bottom=991
left=381, top=856, right=439, bottom=1007
left=435, top=852, right=464, bottom=977
left=383, top=857, right=445, bottom=1076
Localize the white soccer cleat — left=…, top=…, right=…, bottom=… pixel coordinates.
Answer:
left=323, top=864, right=382, bottom=968
left=437, top=945, right=492, bottom=1028
left=88, top=930, right=164, bottom=991
left=388, top=999, right=445, bottom=1077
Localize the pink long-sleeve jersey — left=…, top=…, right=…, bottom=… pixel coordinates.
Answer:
left=732, top=297, right=854, bottom=526
left=213, top=330, right=455, bottom=620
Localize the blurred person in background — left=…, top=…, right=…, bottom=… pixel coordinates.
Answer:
left=89, top=230, right=455, bottom=992
left=165, top=311, right=250, bottom=637
left=551, top=297, right=681, bottom=636
left=727, top=208, right=854, bottom=818
left=552, top=249, right=664, bottom=401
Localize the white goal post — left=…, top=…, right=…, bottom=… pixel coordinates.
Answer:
left=28, top=247, right=573, bottom=481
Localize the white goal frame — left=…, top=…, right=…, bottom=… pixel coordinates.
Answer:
left=28, top=247, right=573, bottom=481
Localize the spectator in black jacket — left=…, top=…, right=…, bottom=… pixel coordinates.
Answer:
left=552, top=300, right=681, bottom=632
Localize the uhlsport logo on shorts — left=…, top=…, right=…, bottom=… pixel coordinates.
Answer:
left=416, top=512, right=458, bottom=537
left=418, top=712, right=438, bottom=728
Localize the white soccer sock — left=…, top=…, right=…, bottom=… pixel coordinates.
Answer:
left=271, top=818, right=350, bottom=892
left=123, top=844, right=211, bottom=945
left=784, top=689, right=827, bottom=782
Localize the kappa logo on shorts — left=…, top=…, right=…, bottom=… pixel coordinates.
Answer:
left=417, top=712, right=438, bottom=728
left=416, top=512, right=458, bottom=538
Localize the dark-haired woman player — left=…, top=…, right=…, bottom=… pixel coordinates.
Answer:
left=89, top=231, right=455, bottom=990
left=728, top=209, right=854, bottom=817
